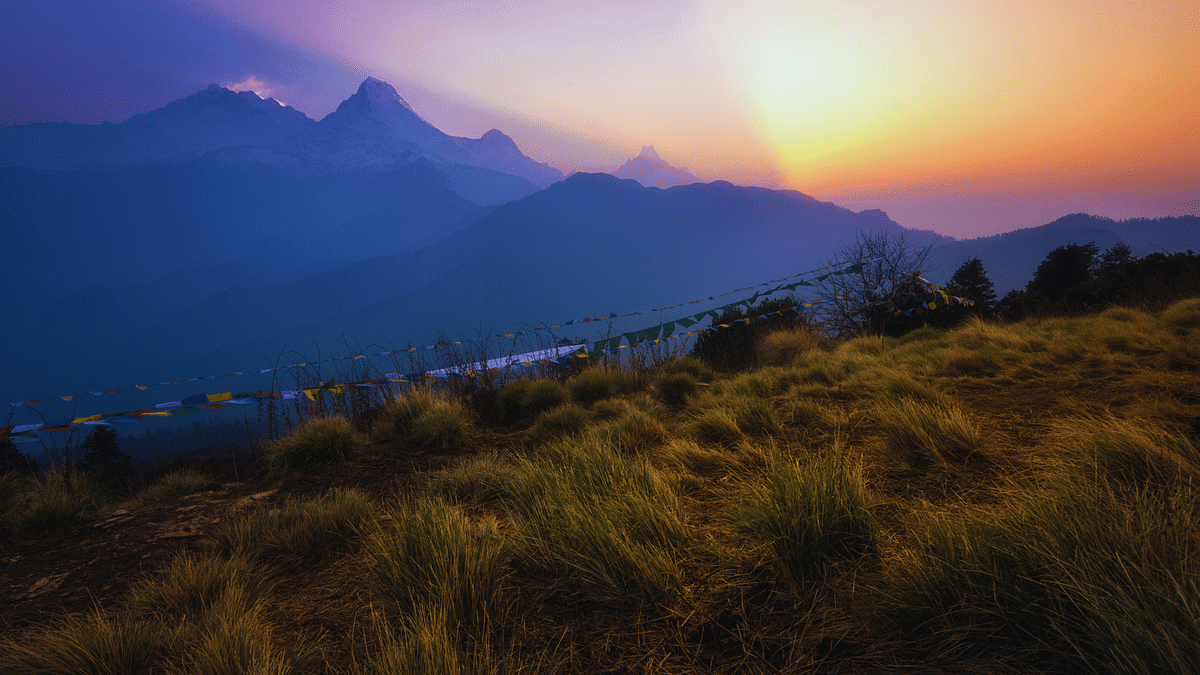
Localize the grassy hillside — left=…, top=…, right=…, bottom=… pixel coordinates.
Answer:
left=3, top=300, right=1199, bottom=674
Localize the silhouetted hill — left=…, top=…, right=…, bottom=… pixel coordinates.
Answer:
left=0, top=175, right=918, bottom=415
left=930, top=214, right=1200, bottom=293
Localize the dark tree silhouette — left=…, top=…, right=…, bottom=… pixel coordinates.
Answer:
left=0, top=436, right=38, bottom=474
left=937, top=257, right=998, bottom=325
left=1027, top=242, right=1099, bottom=301
left=1097, top=242, right=1135, bottom=275
left=79, top=426, right=132, bottom=484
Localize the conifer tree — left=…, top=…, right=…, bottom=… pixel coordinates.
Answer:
left=79, top=426, right=132, bottom=483
left=943, top=257, right=998, bottom=319
left=0, top=436, right=38, bottom=474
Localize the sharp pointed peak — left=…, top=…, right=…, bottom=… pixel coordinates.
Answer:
left=354, top=76, right=413, bottom=112
left=638, top=145, right=661, bottom=161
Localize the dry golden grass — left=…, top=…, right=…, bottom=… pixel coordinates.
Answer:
left=9, top=300, right=1200, bottom=674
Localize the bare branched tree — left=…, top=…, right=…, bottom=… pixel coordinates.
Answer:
left=808, top=228, right=940, bottom=338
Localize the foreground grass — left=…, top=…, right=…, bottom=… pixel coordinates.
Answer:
left=6, top=299, right=1200, bottom=673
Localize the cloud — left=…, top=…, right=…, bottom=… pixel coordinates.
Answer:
left=225, top=75, right=285, bottom=105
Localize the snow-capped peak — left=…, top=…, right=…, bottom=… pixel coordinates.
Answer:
left=638, top=145, right=662, bottom=161
left=357, top=76, right=413, bottom=113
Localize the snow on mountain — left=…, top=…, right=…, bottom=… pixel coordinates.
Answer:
left=612, top=145, right=702, bottom=189
left=315, top=77, right=562, bottom=187
left=0, top=77, right=563, bottom=189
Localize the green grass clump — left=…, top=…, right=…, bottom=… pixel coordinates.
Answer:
left=889, top=478, right=1200, bottom=673
left=737, top=455, right=878, bottom=589
left=875, top=398, right=984, bottom=468
left=569, top=365, right=633, bottom=405
left=529, top=403, right=589, bottom=444
left=212, top=488, right=374, bottom=574
left=0, top=612, right=172, bottom=675
left=366, top=497, right=507, bottom=630
left=501, top=437, right=687, bottom=599
left=18, top=470, right=105, bottom=537
left=268, top=416, right=366, bottom=473
left=126, top=554, right=264, bottom=622
left=499, top=379, right=570, bottom=426
left=654, top=371, right=700, bottom=408
left=132, top=469, right=220, bottom=507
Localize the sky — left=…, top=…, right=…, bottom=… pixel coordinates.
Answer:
left=2, top=0, right=1196, bottom=239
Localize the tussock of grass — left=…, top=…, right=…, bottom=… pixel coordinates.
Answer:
left=1161, top=297, right=1200, bottom=335
left=662, top=438, right=757, bottom=478
left=658, top=355, right=714, bottom=383
left=19, top=470, right=105, bottom=537
left=0, top=612, right=172, bottom=675
left=737, top=454, right=879, bottom=589
left=379, top=390, right=476, bottom=450
left=356, top=610, right=510, bottom=675
left=212, top=488, right=374, bottom=573
left=942, top=346, right=1003, bottom=377
left=842, top=335, right=885, bottom=355
left=875, top=373, right=953, bottom=408
left=425, top=453, right=516, bottom=505
left=722, top=395, right=782, bottom=437
left=172, top=589, right=293, bottom=675
left=876, top=398, right=984, bottom=468
left=367, top=497, right=507, bottom=630
left=686, top=408, right=746, bottom=449
left=131, top=469, right=220, bottom=508
left=269, top=416, right=366, bottom=473
left=599, top=408, right=666, bottom=452
left=758, top=326, right=825, bottom=366
left=501, top=436, right=686, bottom=598
left=499, top=379, right=569, bottom=426
left=1051, top=417, right=1199, bottom=488
left=590, top=397, right=634, bottom=421
left=889, top=478, right=1200, bottom=672
left=779, top=398, right=840, bottom=440
left=569, top=365, right=633, bottom=405
left=126, top=554, right=264, bottom=622
left=529, top=403, right=589, bottom=444
left=654, top=371, right=700, bottom=407
left=954, top=318, right=1049, bottom=353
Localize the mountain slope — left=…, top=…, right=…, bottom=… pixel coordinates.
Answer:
left=0, top=85, right=315, bottom=169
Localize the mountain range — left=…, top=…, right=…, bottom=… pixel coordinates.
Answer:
left=2, top=78, right=1197, bottom=423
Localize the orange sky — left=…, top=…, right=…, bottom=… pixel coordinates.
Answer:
left=3, top=0, right=1193, bottom=237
